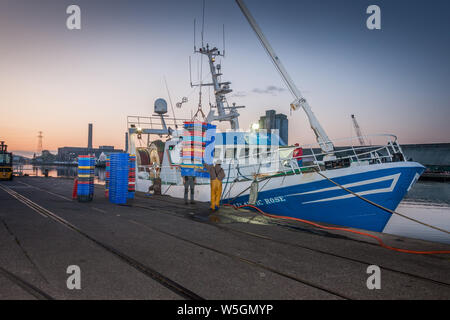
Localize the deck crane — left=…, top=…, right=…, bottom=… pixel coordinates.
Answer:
left=351, top=114, right=367, bottom=146
left=235, top=0, right=335, bottom=154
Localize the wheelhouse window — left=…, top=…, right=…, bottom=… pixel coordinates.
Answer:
left=225, top=148, right=236, bottom=159
left=214, top=148, right=222, bottom=159
left=239, top=148, right=249, bottom=159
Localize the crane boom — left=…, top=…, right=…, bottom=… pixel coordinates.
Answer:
left=351, top=114, right=366, bottom=146
left=235, top=0, right=334, bottom=153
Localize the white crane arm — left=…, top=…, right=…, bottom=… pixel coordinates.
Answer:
left=351, top=114, right=366, bottom=146
left=235, top=0, right=334, bottom=153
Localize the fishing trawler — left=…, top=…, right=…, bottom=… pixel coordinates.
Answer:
left=127, top=0, right=425, bottom=232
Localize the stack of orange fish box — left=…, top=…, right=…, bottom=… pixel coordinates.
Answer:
left=180, top=121, right=216, bottom=178
left=128, top=154, right=136, bottom=199
left=105, top=155, right=110, bottom=198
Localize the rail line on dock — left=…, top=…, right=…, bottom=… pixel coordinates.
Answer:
left=128, top=219, right=351, bottom=299
left=6, top=180, right=450, bottom=292
left=6, top=181, right=353, bottom=299
left=0, top=266, right=54, bottom=300
left=0, top=183, right=204, bottom=300
left=130, top=200, right=450, bottom=288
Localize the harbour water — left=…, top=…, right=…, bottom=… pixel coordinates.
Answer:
left=15, top=164, right=106, bottom=184
left=384, top=181, right=450, bottom=245
left=14, top=165, right=450, bottom=244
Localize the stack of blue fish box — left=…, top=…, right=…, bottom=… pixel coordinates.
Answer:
left=109, top=153, right=129, bottom=204
left=77, top=155, right=95, bottom=202
left=104, top=155, right=110, bottom=198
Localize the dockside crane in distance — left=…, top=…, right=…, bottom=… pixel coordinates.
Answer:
left=235, top=0, right=335, bottom=155
left=351, top=114, right=367, bottom=146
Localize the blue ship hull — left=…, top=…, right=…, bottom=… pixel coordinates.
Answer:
left=225, top=162, right=425, bottom=232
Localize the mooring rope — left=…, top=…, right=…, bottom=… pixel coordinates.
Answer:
left=221, top=166, right=450, bottom=254
left=313, top=169, right=450, bottom=235
left=224, top=203, right=450, bottom=255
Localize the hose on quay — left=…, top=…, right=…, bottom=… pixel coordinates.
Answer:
left=224, top=203, right=450, bottom=255
left=219, top=164, right=449, bottom=254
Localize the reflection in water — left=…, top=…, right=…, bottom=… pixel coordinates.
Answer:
left=386, top=181, right=450, bottom=244
left=16, top=165, right=106, bottom=184
left=403, top=181, right=450, bottom=205
left=385, top=203, right=450, bottom=244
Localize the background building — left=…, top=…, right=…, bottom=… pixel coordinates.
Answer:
left=258, top=110, right=289, bottom=145
left=57, top=146, right=123, bottom=162
left=56, top=123, right=123, bottom=162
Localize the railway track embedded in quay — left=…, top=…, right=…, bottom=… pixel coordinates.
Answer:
left=0, top=183, right=203, bottom=300
left=0, top=266, right=54, bottom=300
left=4, top=180, right=450, bottom=299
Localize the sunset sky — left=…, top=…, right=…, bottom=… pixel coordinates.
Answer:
left=1, top=0, right=449, bottom=157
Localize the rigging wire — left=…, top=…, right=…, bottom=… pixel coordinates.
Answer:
left=201, top=0, right=205, bottom=47
left=193, top=0, right=207, bottom=122
left=164, top=77, right=178, bottom=128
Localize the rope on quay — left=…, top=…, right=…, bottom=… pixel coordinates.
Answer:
left=224, top=203, right=450, bottom=255
left=223, top=169, right=450, bottom=255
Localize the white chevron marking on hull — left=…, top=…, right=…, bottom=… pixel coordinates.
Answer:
left=287, top=173, right=401, bottom=204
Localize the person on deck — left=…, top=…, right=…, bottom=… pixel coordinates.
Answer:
left=204, top=160, right=225, bottom=211
left=183, top=176, right=196, bottom=205
left=293, top=143, right=303, bottom=167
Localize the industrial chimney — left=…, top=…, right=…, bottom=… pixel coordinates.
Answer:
left=88, top=123, right=93, bottom=150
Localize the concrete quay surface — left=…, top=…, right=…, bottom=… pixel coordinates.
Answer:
left=0, top=177, right=449, bottom=300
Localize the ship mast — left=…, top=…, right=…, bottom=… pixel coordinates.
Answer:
left=192, top=45, right=244, bottom=130
left=235, top=0, right=334, bottom=153
left=191, top=2, right=244, bottom=130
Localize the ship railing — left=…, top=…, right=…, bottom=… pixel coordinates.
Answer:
left=137, top=164, right=155, bottom=173
left=216, top=133, right=406, bottom=180
left=138, top=134, right=406, bottom=184
left=137, top=164, right=184, bottom=184
left=127, top=115, right=190, bottom=132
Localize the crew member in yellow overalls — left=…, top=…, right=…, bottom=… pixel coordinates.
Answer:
left=204, top=160, right=225, bottom=211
